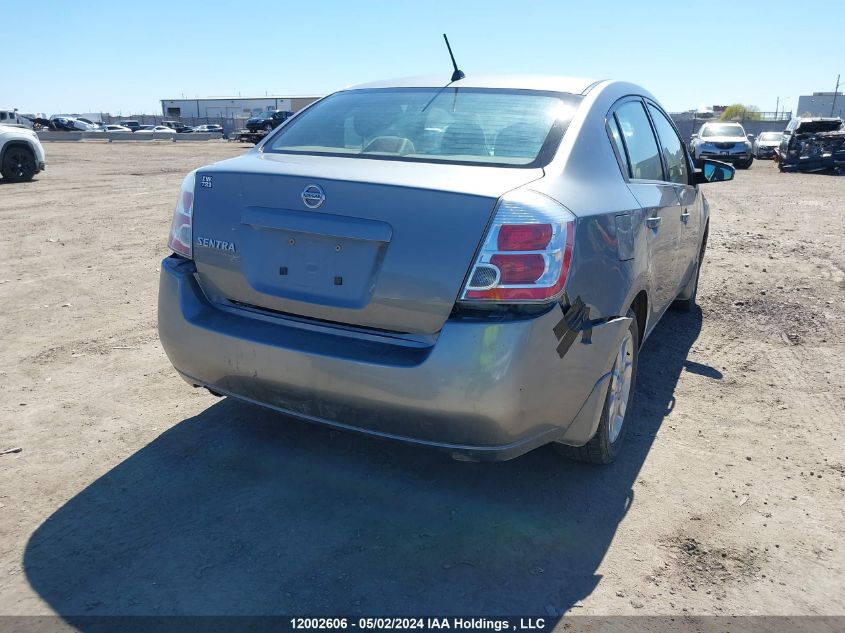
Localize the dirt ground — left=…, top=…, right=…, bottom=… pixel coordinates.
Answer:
left=0, top=142, right=843, bottom=619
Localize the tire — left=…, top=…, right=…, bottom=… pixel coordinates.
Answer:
left=736, top=157, right=753, bottom=169
left=1, top=145, right=37, bottom=182
left=555, top=310, right=639, bottom=464
left=674, top=228, right=707, bottom=312
left=673, top=261, right=700, bottom=312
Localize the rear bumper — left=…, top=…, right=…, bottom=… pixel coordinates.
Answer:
left=158, top=256, right=631, bottom=460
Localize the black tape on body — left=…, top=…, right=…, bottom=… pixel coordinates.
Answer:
left=553, top=297, right=592, bottom=358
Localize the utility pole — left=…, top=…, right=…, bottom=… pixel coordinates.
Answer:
left=831, top=74, right=841, bottom=117
left=775, top=96, right=780, bottom=119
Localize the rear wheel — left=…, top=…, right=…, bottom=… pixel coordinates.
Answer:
left=555, top=310, right=639, bottom=464
left=1, top=145, right=37, bottom=182
left=674, top=229, right=707, bottom=312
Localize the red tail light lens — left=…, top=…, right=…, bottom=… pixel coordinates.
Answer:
left=497, top=224, right=553, bottom=251
left=461, top=190, right=576, bottom=303
left=490, top=254, right=546, bottom=284
left=167, top=171, right=196, bottom=258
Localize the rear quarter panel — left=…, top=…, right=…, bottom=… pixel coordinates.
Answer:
left=529, top=81, right=655, bottom=327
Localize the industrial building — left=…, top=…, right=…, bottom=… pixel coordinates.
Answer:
left=796, top=92, right=844, bottom=118
left=159, top=95, right=321, bottom=119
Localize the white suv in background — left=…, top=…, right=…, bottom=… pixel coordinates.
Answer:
left=0, top=124, right=46, bottom=182
left=690, top=122, right=754, bottom=169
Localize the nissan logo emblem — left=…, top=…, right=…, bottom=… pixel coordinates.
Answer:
left=301, top=184, right=325, bottom=209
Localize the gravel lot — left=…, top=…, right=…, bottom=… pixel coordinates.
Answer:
left=1, top=142, right=843, bottom=618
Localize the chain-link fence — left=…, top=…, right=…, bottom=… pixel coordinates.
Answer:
left=670, top=111, right=794, bottom=140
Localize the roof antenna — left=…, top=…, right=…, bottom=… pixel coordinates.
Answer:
left=443, top=34, right=465, bottom=82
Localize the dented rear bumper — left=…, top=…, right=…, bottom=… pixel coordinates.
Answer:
left=158, top=256, right=630, bottom=460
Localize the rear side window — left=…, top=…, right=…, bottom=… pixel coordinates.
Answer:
left=613, top=101, right=663, bottom=181
left=608, top=116, right=628, bottom=170
left=648, top=104, right=689, bottom=185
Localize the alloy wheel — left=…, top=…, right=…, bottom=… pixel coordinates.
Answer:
left=607, top=330, right=635, bottom=444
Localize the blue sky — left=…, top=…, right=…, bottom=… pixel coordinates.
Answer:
left=2, top=0, right=841, bottom=116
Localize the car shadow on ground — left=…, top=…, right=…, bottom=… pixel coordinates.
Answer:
left=24, top=309, right=711, bottom=621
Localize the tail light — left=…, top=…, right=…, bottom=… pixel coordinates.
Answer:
left=167, top=171, right=196, bottom=258
left=460, top=190, right=575, bottom=303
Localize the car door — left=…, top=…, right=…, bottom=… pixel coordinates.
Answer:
left=609, top=98, right=684, bottom=320
left=646, top=102, right=701, bottom=292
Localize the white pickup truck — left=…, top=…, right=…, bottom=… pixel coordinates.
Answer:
left=0, top=109, right=46, bottom=182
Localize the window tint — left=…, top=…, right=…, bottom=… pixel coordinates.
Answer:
left=648, top=104, right=689, bottom=185
left=613, top=101, right=663, bottom=180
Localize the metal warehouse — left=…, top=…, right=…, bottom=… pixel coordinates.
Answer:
left=160, top=95, right=321, bottom=119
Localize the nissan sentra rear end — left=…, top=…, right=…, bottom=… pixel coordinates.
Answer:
left=157, top=76, right=634, bottom=461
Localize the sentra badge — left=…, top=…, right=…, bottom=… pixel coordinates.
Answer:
left=196, top=237, right=236, bottom=252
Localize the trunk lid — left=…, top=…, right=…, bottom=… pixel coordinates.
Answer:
left=191, top=152, right=543, bottom=334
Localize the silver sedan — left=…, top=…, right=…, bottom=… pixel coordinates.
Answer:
left=158, top=74, right=734, bottom=463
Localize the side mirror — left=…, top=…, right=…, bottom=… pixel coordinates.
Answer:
left=695, top=159, right=735, bottom=184
left=690, top=133, right=698, bottom=140
left=747, top=134, right=755, bottom=140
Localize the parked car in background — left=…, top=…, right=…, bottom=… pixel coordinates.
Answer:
left=159, top=74, right=735, bottom=464
left=0, top=109, right=27, bottom=127
left=775, top=117, right=845, bottom=173
left=162, top=121, right=193, bottom=133
left=117, top=120, right=141, bottom=132
left=246, top=110, right=294, bottom=132
left=690, top=122, right=754, bottom=169
left=74, top=117, right=103, bottom=131
left=49, top=116, right=78, bottom=131
left=1, top=123, right=46, bottom=182
left=135, top=125, right=177, bottom=134
left=754, top=131, right=782, bottom=159
left=191, top=124, right=223, bottom=134
left=103, top=125, right=133, bottom=132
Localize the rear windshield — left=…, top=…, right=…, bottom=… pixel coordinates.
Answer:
left=758, top=132, right=781, bottom=141
left=263, top=87, right=582, bottom=167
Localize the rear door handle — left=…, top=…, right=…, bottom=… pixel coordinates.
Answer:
left=646, top=216, right=662, bottom=229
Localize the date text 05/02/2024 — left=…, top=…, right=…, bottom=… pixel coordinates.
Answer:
left=289, top=618, right=549, bottom=631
